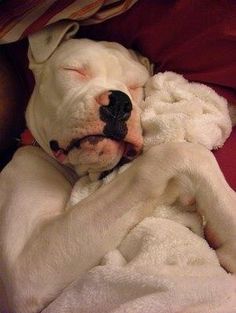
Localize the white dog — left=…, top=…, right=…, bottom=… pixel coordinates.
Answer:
left=0, top=21, right=235, bottom=313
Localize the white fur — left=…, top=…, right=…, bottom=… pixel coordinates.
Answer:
left=26, top=34, right=149, bottom=177
left=0, top=21, right=236, bottom=313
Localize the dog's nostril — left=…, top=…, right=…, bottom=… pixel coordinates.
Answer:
left=99, top=90, right=133, bottom=122
left=49, top=140, right=60, bottom=151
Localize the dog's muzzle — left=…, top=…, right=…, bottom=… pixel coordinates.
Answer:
left=48, top=89, right=143, bottom=176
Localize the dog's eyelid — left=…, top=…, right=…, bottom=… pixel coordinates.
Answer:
left=62, top=66, right=89, bottom=77
left=128, top=86, right=142, bottom=90
left=128, top=86, right=143, bottom=93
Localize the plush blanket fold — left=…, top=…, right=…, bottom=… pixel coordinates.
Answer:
left=42, top=216, right=236, bottom=313
left=142, top=72, right=232, bottom=151
left=43, top=270, right=236, bottom=313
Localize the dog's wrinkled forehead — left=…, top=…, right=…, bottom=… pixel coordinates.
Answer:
left=52, top=40, right=146, bottom=84
left=28, top=20, right=149, bottom=88
left=42, top=42, right=147, bottom=100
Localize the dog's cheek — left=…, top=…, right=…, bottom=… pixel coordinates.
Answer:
left=125, top=106, right=143, bottom=151
left=128, top=87, right=144, bottom=105
left=54, top=110, right=104, bottom=151
left=67, top=139, right=125, bottom=172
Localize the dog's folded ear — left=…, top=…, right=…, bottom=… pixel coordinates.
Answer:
left=28, top=20, right=79, bottom=67
left=128, top=50, right=154, bottom=75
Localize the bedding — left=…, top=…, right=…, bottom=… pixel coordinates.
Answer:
left=0, top=2, right=235, bottom=311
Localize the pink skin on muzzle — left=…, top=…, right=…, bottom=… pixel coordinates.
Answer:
left=52, top=127, right=143, bottom=173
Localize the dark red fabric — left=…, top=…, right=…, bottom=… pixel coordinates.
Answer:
left=4, top=39, right=34, bottom=103
left=4, top=0, right=236, bottom=190
left=213, top=127, right=236, bottom=190
left=78, top=0, right=236, bottom=190
left=79, top=0, right=236, bottom=100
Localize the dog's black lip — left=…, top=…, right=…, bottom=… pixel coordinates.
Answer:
left=66, top=134, right=107, bottom=152
left=50, top=135, right=105, bottom=154
left=49, top=140, right=60, bottom=152
left=50, top=134, right=124, bottom=155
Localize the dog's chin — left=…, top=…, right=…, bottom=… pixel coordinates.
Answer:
left=66, top=135, right=142, bottom=180
left=67, top=136, right=125, bottom=179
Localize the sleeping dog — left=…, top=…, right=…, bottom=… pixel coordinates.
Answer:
left=0, top=21, right=235, bottom=313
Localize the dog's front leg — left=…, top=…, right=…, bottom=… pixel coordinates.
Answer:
left=0, top=146, right=156, bottom=313
left=1, top=143, right=235, bottom=313
left=139, top=143, right=236, bottom=273
left=179, top=145, right=236, bottom=273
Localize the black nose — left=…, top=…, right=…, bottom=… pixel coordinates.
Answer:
left=99, top=90, right=132, bottom=122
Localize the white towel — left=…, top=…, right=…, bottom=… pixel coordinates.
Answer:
left=142, top=72, right=232, bottom=150
left=42, top=216, right=236, bottom=313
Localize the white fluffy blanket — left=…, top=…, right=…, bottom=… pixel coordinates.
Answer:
left=142, top=71, right=232, bottom=150
left=42, top=72, right=236, bottom=313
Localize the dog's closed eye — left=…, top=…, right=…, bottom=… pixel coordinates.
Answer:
left=63, top=66, right=91, bottom=79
